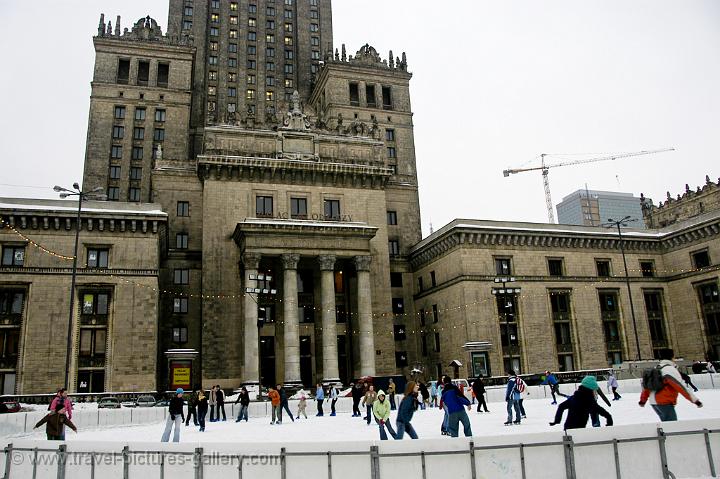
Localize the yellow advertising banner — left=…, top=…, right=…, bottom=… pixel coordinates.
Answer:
left=173, top=367, right=191, bottom=386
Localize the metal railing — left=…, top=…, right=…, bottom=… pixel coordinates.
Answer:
left=3, top=426, right=715, bottom=479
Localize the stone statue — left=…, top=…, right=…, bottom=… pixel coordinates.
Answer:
left=156, top=143, right=163, bottom=160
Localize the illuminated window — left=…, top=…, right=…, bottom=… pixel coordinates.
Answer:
left=248, top=18, right=256, bottom=27
left=247, top=74, right=256, bottom=84
left=284, top=36, right=293, bottom=46
left=284, top=78, right=293, bottom=88
left=246, top=89, right=256, bottom=100
left=266, top=91, right=274, bottom=101
left=230, top=16, right=238, bottom=25
left=211, top=13, right=219, bottom=23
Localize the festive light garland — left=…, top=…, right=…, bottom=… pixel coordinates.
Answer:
left=0, top=220, right=75, bottom=260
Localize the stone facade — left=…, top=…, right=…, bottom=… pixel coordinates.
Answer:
left=408, top=215, right=720, bottom=379
left=0, top=199, right=166, bottom=394
left=642, top=176, right=720, bottom=228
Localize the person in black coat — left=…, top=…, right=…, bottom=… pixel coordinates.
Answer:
left=549, top=381, right=613, bottom=431
left=196, top=389, right=209, bottom=432
left=215, top=385, right=227, bottom=421
left=351, top=382, right=364, bottom=417
left=472, top=376, right=489, bottom=412
left=278, top=384, right=295, bottom=422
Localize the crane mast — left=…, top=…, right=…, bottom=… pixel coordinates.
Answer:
left=503, top=148, right=674, bottom=223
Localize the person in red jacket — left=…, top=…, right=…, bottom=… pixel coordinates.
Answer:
left=639, top=349, right=703, bottom=421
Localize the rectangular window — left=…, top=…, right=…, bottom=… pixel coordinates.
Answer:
left=596, top=260, right=610, bottom=277
left=211, top=0, right=219, bottom=7
left=228, top=87, right=237, bottom=97
left=0, top=290, right=24, bottom=316
left=248, top=18, right=257, bottom=27
left=267, top=7, right=275, bottom=15
left=174, top=269, right=190, bottom=285
left=284, top=50, right=294, bottom=59
left=644, top=291, right=666, bottom=342
left=132, top=146, right=143, bottom=160
left=290, top=197, right=307, bottom=219
left=284, top=36, right=293, bottom=46
left=418, top=278, right=424, bottom=293
left=1, top=247, right=24, bottom=267
left=388, top=240, right=400, bottom=256
left=393, top=325, right=406, bottom=341
left=137, top=61, right=150, bottom=85
left=209, top=55, right=218, bottom=65
left=311, top=36, right=320, bottom=46
left=172, top=327, right=188, bottom=343
left=382, top=86, right=393, bottom=110
left=495, top=258, right=512, bottom=276
left=210, top=27, right=219, bottom=36
left=266, top=76, right=275, bottom=87
left=117, top=59, right=130, bottom=84
left=421, top=334, right=428, bottom=356
left=78, top=328, right=106, bottom=356
left=266, top=61, right=275, bottom=71
left=153, top=129, right=165, bottom=141
left=324, top=199, right=340, bottom=220
left=86, top=248, right=109, bottom=269
left=109, top=165, right=121, bottom=179
left=233, top=2, right=241, bottom=11
left=385, top=129, right=395, bottom=141
left=387, top=147, right=396, bottom=158
left=390, top=272, right=403, bottom=287
left=229, top=29, right=237, bottom=39
left=247, top=59, right=256, bottom=69
left=698, top=283, right=720, bottom=336
left=434, top=333, right=441, bottom=352
left=107, top=187, right=119, bottom=201
left=267, top=20, right=276, bottom=29
left=432, top=304, right=439, bottom=323
left=184, top=6, right=193, bottom=16
left=133, top=127, right=144, bottom=140
left=387, top=211, right=397, bottom=225
left=285, top=23, right=293, bottom=32
left=266, top=34, right=275, bottom=43
left=310, top=10, right=319, bottom=19
left=155, top=109, right=166, bottom=122
left=211, top=13, right=220, bottom=23
left=157, top=63, right=169, bottom=87
left=134, top=107, right=146, bottom=121
left=548, top=258, right=564, bottom=277
left=176, top=233, right=189, bottom=249
left=177, top=201, right=190, bottom=217
left=395, top=351, right=408, bottom=367
left=112, top=126, right=124, bottom=139
left=130, top=167, right=142, bottom=180
left=284, top=9, right=293, bottom=18
left=110, top=145, right=122, bottom=159
left=366, top=84, right=376, bottom=108
left=284, top=64, right=293, bottom=74
left=247, top=75, right=257, bottom=85
left=248, top=45, right=257, bottom=55
left=284, top=78, right=293, bottom=88
left=392, top=298, right=404, bottom=315
left=430, top=271, right=436, bottom=287
left=349, top=82, right=359, bottom=106
left=114, top=106, right=125, bottom=119
left=640, top=261, right=655, bottom=278
left=310, top=23, right=318, bottom=32
left=128, top=187, right=141, bottom=202
left=247, top=89, right=256, bottom=100
left=266, top=91, right=274, bottom=101
left=248, top=31, right=256, bottom=41
left=266, top=47, right=276, bottom=58
left=228, top=72, right=237, bottom=83
left=693, top=250, right=711, bottom=269
left=256, top=195, right=273, bottom=217
left=229, top=58, right=238, bottom=67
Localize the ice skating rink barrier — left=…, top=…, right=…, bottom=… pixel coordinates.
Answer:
left=1, top=418, right=719, bottom=479
left=1, top=374, right=719, bottom=435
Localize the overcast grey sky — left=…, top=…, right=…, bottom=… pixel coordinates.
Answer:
left=1, top=1, right=718, bottom=237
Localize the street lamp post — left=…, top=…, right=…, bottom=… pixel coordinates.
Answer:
left=603, top=215, right=641, bottom=361
left=492, top=277, right=521, bottom=374
left=53, top=183, right=105, bottom=391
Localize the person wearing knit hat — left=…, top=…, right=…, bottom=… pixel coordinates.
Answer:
left=549, top=376, right=612, bottom=431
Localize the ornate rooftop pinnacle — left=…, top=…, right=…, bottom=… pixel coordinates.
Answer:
left=96, top=14, right=192, bottom=46
left=281, top=90, right=312, bottom=131
left=325, top=43, right=408, bottom=72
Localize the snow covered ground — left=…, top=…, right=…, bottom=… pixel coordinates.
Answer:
left=10, top=389, right=720, bottom=443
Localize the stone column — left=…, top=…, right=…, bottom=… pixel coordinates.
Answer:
left=319, top=255, right=340, bottom=383
left=282, top=253, right=302, bottom=385
left=242, top=252, right=261, bottom=384
left=354, top=255, right=376, bottom=376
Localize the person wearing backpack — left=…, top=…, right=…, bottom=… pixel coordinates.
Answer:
left=639, top=349, right=703, bottom=422
left=504, top=371, right=523, bottom=425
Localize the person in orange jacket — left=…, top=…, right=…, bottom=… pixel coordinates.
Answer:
left=268, top=386, right=282, bottom=424
left=639, top=349, right=703, bottom=422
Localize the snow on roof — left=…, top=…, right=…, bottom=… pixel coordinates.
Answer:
left=0, top=197, right=167, bottom=217
left=240, top=218, right=377, bottom=229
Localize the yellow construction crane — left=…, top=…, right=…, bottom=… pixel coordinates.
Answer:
left=503, top=148, right=675, bottom=223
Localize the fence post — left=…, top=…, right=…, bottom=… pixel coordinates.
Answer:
left=613, top=439, right=622, bottom=479
left=194, top=447, right=204, bottom=479
left=703, top=429, right=716, bottom=478
left=562, top=435, right=576, bottom=479
left=3, top=443, right=12, bottom=479
left=657, top=428, right=676, bottom=479
left=327, top=451, right=332, bottom=479
left=469, top=440, right=477, bottom=479
left=56, top=444, right=67, bottom=479
left=280, top=447, right=286, bottom=479
left=370, top=445, right=380, bottom=479
left=420, top=451, right=426, bottom=479
left=122, top=445, right=129, bottom=479
left=520, top=443, right=527, bottom=479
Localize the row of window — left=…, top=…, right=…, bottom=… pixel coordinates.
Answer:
left=349, top=83, right=393, bottom=110
left=117, top=59, right=169, bottom=87
left=106, top=186, right=142, bottom=202
left=111, top=126, right=165, bottom=142
left=109, top=166, right=143, bottom=180
left=113, top=106, right=166, bottom=122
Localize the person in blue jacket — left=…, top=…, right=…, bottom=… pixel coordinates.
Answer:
left=396, top=381, right=419, bottom=439
left=504, top=371, right=522, bottom=425
left=441, top=376, right=473, bottom=437
left=542, top=370, right=563, bottom=405
left=315, top=383, right=325, bottom=416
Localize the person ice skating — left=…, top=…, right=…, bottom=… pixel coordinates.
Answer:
left=297, top=392, right=308, bottom=419
left=161, top=388, right=185, bottom=442
left=278, top=384, right=294, bottom=422
left=542, top=371, right=562, bottom=405
left=472, top=375, right=489, bottom=412
left=268, top=386, right=282, bottom=424
left=363, top=384, right=377, bottom=424
left=707, top=361, right=716, bottom=374
left=209, top=385, right=217, bottom=422
left=330, top=383, right=339, bottom=416
left=315, top=383, right=325, bottom=416
left=197, top=388, right=208, bottom=431
left=49, top=388, right=74, bottom=439
left=680, top=371, right=699, bottom=392
left=418, top=382, right=429, bottom=410
left=373, top=390, right=397, bottom=440
left=185, top=389, right=198, bottom=426
left=387, top=379, right=397, bottom=410
left=215, top=385, right=227, bottom=421
left=351, top=382, right=363, bottom=417
left=430, top=381, right=438, bottom=408
left=639, top=349, right=703, bottom=422
left=235, top=387, right=249, bottom=422
left=396, top=381, right=419, bottom=439
left=35, top=402, right=77, bottom=440
left=442, top=376, right=473, bottom=437
left=505, top=371, right=523, bottom=425
left=434, top=377, right=444, bottom=408
left=549, top=376, right=613, bottom=431
left=608, top=371, right=622, bottom=400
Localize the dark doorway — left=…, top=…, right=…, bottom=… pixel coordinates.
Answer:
left=260, top=336, right=276, bottom=386
left=300, top=335, right=312, bottom=386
